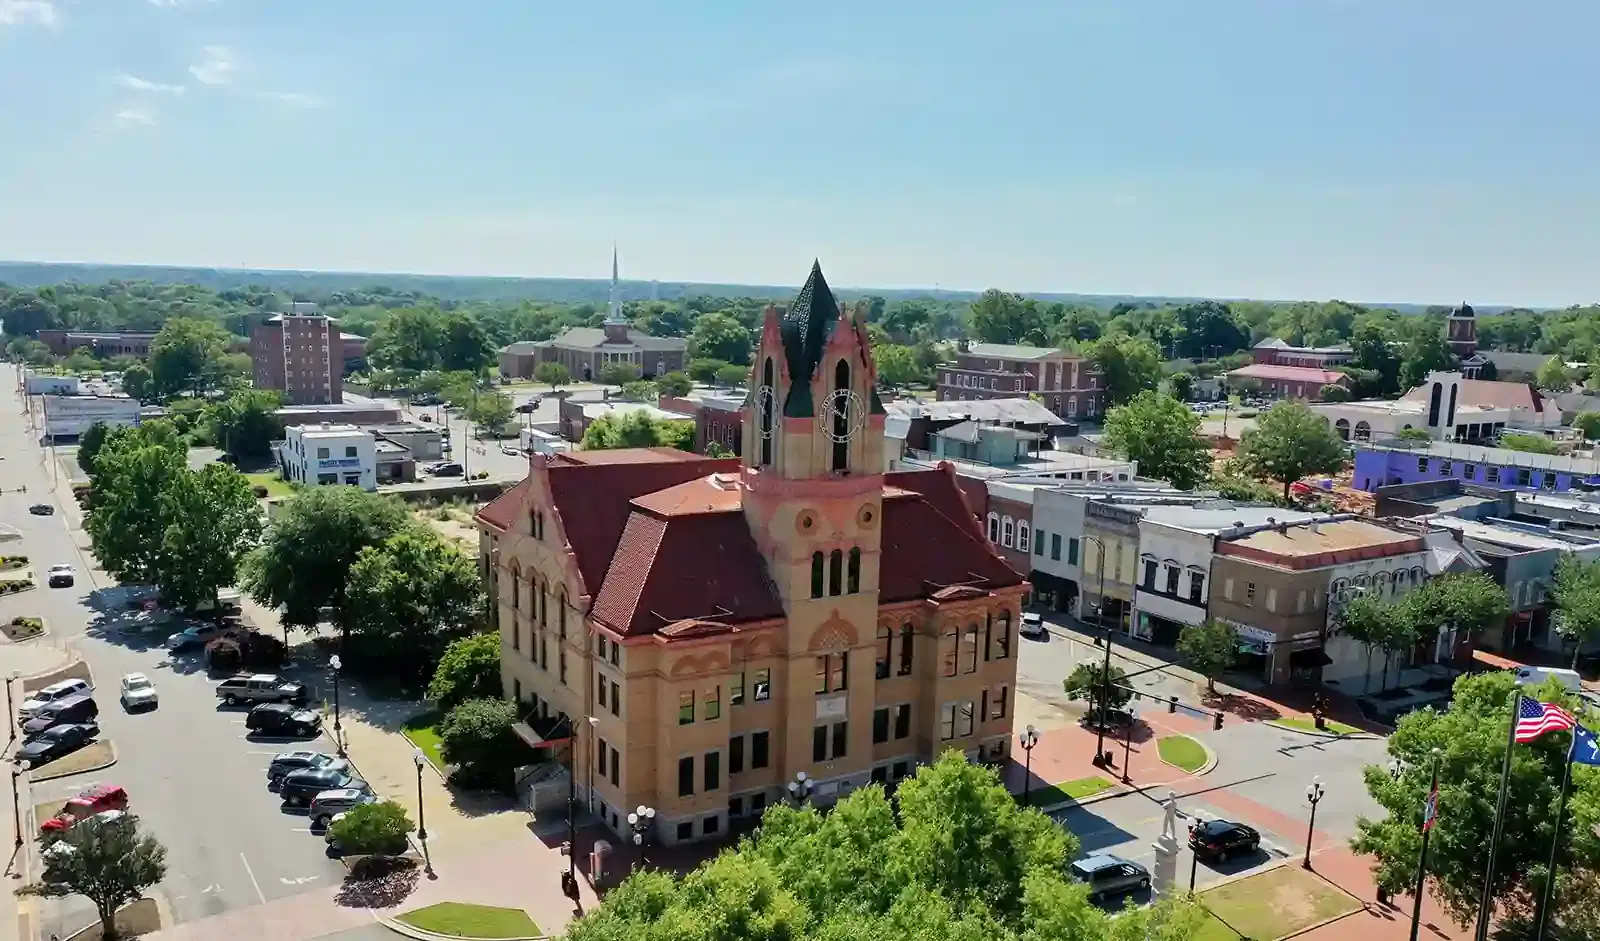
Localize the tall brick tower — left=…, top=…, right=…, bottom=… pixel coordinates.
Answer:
left=1446, top=302, right=1478, bottom=358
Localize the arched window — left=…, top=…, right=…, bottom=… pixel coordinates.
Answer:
left=510, top=565, right=521, bottom=612
left=962, top=624, right=980, bottom=673
left=940, top=625, right=958, bottom=677
left=876, top=625, right=892, bottom=679
left=1354, top=420, right=1371, bottom=441
left=1334, top=418, right=1350, bottom=441
left=1001, top=516, right=1015, bottom=548
left=847, top=548, right=861, bottom=594
left=557, top=590, right=567, bottom=639
left=810, top=552, right=824, bottom=599
left=986, top=512, right=1000, bottom=543
left=538, top=578, right=548, bottom=626
left=759, top=357, right=775, bottom=467
left=1332, top=578, right=1349, bottom=602
left=898, top=623, right=914, bottom=675
left=829, top=549, right=844, bottom=596
left=831, top=359, right=851, bottom=472
left=1017, top=521, right=1031, bottom=554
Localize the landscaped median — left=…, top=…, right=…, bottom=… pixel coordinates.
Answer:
left=1270, top=716, right=1368, bottom=737
left=1190, top=864, right=1363, bottom=940
left=394, top=901, right=542, bottom=940
left=1026, top=775, right=1114, bottom=807
left=1156, top=734, right=1210, bottom=774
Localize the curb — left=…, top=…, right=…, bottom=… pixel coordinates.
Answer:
left=378, top=913, right=548, bottom=941
left=31, top=739, right=119, bottom=783
left=1157, top=734, right=1218, bottom=777
left=1265, top=720, right=1382, bottom=742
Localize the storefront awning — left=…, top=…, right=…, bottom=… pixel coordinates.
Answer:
left=1289, top=648, right=1333, bottom=668
left=512, top=712, right=573, bottom=749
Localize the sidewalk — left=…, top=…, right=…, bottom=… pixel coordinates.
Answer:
left=1004, top=706, right=1213, bottom=805
left=1298, top=845, right=1467, bottom=941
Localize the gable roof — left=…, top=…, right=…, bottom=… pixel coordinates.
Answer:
left=1400, top=378, right=1547, bottom=413
left=879, top=490, right=1025, bottom=602
left=965, top=342, right=1061, bottom=361
left=780, top=262, right=842, bottom=418
left=1226, top=363, right=1349, bottom=385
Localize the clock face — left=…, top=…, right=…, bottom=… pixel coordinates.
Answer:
left=819, top=388, right=865, bottom=443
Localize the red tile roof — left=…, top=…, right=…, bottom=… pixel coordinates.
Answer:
left=879, top=490, right=1024, bottom=602
left=1399, top=378, right=1547, bottom=413
left=475, top=478, right=528, bottom=532
left=885, top=467, right=988, bottom=540
left=631, top=474, right=745, bottom=516
left=553, top=447, right=704, bottom=466
left=1226, top=363, right=1350, bottom=385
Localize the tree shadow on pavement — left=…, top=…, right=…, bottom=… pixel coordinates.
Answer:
left=334, top=857, right=421, bottom=909
left=1201, top=691, right=1283, bottom=722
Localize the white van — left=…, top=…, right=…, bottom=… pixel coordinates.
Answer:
left=1511, top=666, right=1583, bottom=694
left=19, top=678, right=93, bottom=719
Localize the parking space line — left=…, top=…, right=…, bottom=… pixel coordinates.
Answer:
left=240, top=853, right=267, bottom=905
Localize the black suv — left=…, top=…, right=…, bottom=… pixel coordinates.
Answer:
left=267, top=751, right=348, bottom=789
left=21, top=694, right=99, bottom=737
left=245, top=703, right=322, bottom=738
left=279, top=767, right=365, bottom=807
left=1189, top=819, right=1260, bottom=863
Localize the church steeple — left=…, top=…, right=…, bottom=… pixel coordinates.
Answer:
left=605, top=244, right=624, bottom=325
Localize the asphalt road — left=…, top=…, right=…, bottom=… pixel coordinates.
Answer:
left=0, top=365, right=346, bottom=938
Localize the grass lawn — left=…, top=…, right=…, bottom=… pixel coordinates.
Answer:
left=402, top=711, right=447, bottom=773
left=1201, top=865, right=1361, bottom=940
left=1189, top=912, right=1244, bottom=941
left=1026, top=775, right=1113, bottom=807
left=397, top=902, right=540, bottom=939
left=1274, top=716, right=1365, bottom=736
left=243, top=472, right=294, bottom=498
left=1157, top=734, right=1208, bottom=773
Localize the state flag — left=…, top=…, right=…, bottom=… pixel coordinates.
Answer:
left=1574, top=724, right=1600, bottom=767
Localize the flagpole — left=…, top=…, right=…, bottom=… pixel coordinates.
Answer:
left=1474, top=692, right=1521, bottom=941
left=1532, top=731, right=1578, bottom=941
left=1408, top=749, right=1442, bottom=941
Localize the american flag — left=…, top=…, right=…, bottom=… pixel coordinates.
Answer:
left=1514, top=698, right=1576, bottom=743
left=1422, top=782, right=1440, bottom=832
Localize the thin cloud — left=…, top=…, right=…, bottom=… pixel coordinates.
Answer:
left=112, top=109, right=156, bottom=129
left=188, top=45, right=237, bottom=85
left=263, top=91, right=326, bottom=109
left=116, top=74, right=186, bottom=95
left=0, top=0, right=59, bottom=27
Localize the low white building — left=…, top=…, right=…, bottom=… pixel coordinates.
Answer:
left=27, top=374, right=79, bottom=395
left=281, top=424, right=377, bottom=491
left=41, top=393, right=141, bottom=441
left=1313, top=371, right=1558, bottom=444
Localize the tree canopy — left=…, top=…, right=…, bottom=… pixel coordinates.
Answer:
left=344, top=526, right=485, bottom=676
left=1100, top=391, right=1210, bottom=490
left=581, top=411, right=695, bottom=452
left=1089, top=334, right=1163, bottom=407
left=23, top=813, right=167, bottom=941
left=1235, top=401, right=1347, bottom=499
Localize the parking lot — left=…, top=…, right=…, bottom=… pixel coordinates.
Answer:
left=0, top=367, right=349, bottom=939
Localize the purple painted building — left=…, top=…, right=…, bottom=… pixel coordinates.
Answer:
left=1353, top=442, right=1600, bottom=494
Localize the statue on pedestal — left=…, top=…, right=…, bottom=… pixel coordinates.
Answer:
left=1151, top=790, right=1181, bottom=897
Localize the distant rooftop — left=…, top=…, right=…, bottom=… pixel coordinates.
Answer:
left=1427, top=516, right=1600, bottom=553
left=1219, top=518, right=1424, bottom=568
left=1360, top=439, right=1600, bottom=476
left=1141, top=503, right=1324, bottom=534
left=887, top=397, right=1065, bottom=426
left=963, top=342, right=1066, bottom=361
left=1252, top=338, right=1352, bottom=354
left=290, top=423, right=369, bottom=437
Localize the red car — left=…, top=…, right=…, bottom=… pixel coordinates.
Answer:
left=39, top=784, right=129, bottom=834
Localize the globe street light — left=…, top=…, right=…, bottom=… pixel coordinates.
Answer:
left=329, top=655, right=344, bottom=758
left=412, top=748, right=432, bottom=875
left=787, top=771, right=815, bottom=806
left=1303, top=777, right=1326, bottom=870
left=628, top=804, right=656, bottom=870
left=1018, top=725, right=1040, bottom=805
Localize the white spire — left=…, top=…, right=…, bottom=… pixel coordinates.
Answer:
left=606, top=244, right=624, bottom=324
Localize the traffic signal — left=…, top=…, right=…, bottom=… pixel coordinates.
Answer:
left=1213, top=711, right=1225, bottom=731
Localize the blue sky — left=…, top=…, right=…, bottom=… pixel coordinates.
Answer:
left=2, top=1, right=1598, bottom=306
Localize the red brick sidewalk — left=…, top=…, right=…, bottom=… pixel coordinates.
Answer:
left=1297, top=846, right=1468, bottom=941
left=1005, top=708, right=1214, bottom=802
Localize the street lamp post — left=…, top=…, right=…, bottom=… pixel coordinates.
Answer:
left=628, top=804, right=656, bottom=871
left=1303, top=777, right=1325, bottom=870
left=787, top=771, right=815, bottom=806
left=329, top=655, right=344, bottom=757
left=1083, top=535, right=1115, bottom=768
left=10, top=767, right=21, bottom=850
left=5, top=671, right=18, bottom=749
left=1121, top=705, right=1137, bottom=785
left=412, top=748, right=432, bottom=875
left=1018, top=725, right=1040, bottom=805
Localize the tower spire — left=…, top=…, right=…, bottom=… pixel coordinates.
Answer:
left=606, top=243, right=624, bottom=325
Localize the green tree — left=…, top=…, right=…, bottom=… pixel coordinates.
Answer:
left=207, top=388, right=284, bottom=462
left=345, top=526, right=485, bottom=674
left=619, top=380, right=657, bottom=402
left=84, top=423, right=189, bottom=585
left=1396, top=426, right=1433, bottom=442
left=1350, top=671, right=1598, bottom=931
left=1176, top=620, right=1238, bottom=692
left=686, top=357, right=731, bottom=383
left=156, top=463, right=263, bottom=613
left=369, top=307, right=445, bottom=372
left=240, top=486, right=409, bottom=633
left=655, top=371, right=693, bottom=397
left=1551, top=555, right=1600, bottom=668
left=1536, top=355, right=1573, bottom=392
left=148, top=317, right=230, bottom=400
left=1165, top=370, right=1193, bottom=402
left=687, top=311, right=753, bottom=365
left=969, top=289, right=1048, bottom=345
left=1574, top=411, right=1600, bottom=441
left=1100, top=391, right=1210, bottom=490
left=466, top=390, right=515, bottom=434
left=533, top=361, right=569, bottom=391
left=427, top=633, right=503, bottom=709
left=873, top=343, right=926, bottom=387
left=1090, top=334, right=1163, bottom=407
left=1398, top=333, right=1454, bottom=389
left=63, top=348, right=101, bottom=373
left=1335, top=593, right=1408, bottom=695
left=327, top=800, right=413, bottom=856
left=704, top=441, right=735, bottom=458
left=22, top=813, right=167, bottom=941
left=440, top=310, right=493, bottom=372
left=1350, top=322, right=1401, bottom=394
left=598, top=361, right=641, bottom=387
left=437, top=696, right=521, bottom=788
left=714, top=363, right=750, bottom=389
left=1500, top=432, right=1561, bottom=455
left=1319, top=383, right=1352, bottom=402
left=76, top=421, right=112, bottom=481
left=1236, top=401, right=1347, bottom=500
left=1063, top=661, right=1133, bottom=725
left=581, top=411, right=696, bottom=452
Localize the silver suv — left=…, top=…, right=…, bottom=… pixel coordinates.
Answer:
left=217, top=674, right=308, bottom=706
left=309, top=788, right=375, bottom=828
left=1070, top=854, right=1150, bottom=902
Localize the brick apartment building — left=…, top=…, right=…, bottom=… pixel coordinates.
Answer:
left=251, top=313, right=343, bottom=405
left=936, top=342, right=1104, bottom=422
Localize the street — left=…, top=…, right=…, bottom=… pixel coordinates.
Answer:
left=395, top=384, right=613, bottom=482
left=0, top=365, right=346, bottom=939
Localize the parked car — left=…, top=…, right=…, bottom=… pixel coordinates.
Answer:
left=426, top=462, right=464, bottom=477
left=309, top=788, right=376, bottom=828
left=267, top=751, right=348, bottom=789
left=501, top=446, right=520, bottom=457
left=245, top=703, right=322, bottom=738
left=1511, top=666, right=1583, bottom=694
left=119, top=673, right=158, bottom=710
left=1019, top=612, right=1046, bottom=639
left=16, top=723, right=98, bottom=768
left=217, top=674, right=308, bottom=706
left=27, top=503, right=53, bottom=516
left=1070, top=854, right=1151, bottom=902
left=165, top=623, right=224, bottom=651
left=280, top=768, right=365, bottom=807
left=39, top=784, right=129, bottom=835
left=46, top=564, right=75, bottom=588
left=1189, top=819, right=1261, bottom=863
left=21, top=694, right=99, bottom=736
left=19, top=678, right=92, bottom=719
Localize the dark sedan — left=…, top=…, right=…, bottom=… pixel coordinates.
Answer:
left=279, top=767, right=365, bottom=807
left=245, top=703, right=322, bottom=738
left=267, top=751, right=348, bottom=789
left=15, top=724, right=97, bottom=768
left=1189, top=819, right=1261, bottom=863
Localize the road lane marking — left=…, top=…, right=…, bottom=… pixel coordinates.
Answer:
left=239, top=853, right=267, bottom=905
